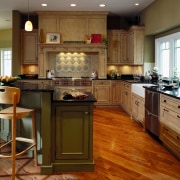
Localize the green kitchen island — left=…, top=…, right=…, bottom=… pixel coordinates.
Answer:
left=0, top=82, right=96, bottom=174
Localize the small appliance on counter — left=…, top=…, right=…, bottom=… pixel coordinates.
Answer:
left=91, top=71, right=97, bottom=79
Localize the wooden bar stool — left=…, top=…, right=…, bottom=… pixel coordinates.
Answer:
left=0, top=86, right=37, bottom=180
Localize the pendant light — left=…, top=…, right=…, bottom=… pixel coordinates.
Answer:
left=25, top=0, right=33, bottom=31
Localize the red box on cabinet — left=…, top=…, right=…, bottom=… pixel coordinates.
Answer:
left=91, top=34, right=102, bottom=43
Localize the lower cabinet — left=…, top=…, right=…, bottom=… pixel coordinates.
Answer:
left=160, top=94, right=180, bottom=160
left=111, top=81, right=121, bottom=105
left=121, top=81, right=131, bottom=115
left=160, top=124, right=180, bottom=160
left=41, top=102, right=94, bottom=174
left=93, top=80, right=111, bottom=105
left=131, top=93, right=145, bottom=127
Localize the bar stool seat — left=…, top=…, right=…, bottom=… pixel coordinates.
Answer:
left=0, top=86, right=37, bottom=180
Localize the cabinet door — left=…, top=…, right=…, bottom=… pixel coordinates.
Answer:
left=60, top=18, right=87, bottom=42
left=55, top=105, right=90, bottom=160
left=39, top=17, right=59, bottom=34
left=119, top=30, right=128, bottom=64
left=88, top=17, right=106, bottom=35
left=111, top=81, right=121, bottom=105
left=137, top=98, right=145, bottom=124
left=127, top=26, right=144, bottom=65
left=94, top=86, right=111, bottom=104
left=21, top=30, right=38, bottom=64
left=131, top=94, right=138, bottom=118
left=107, top=30, right=120, bottom=64
left=160, top=124, right=180, bottom=159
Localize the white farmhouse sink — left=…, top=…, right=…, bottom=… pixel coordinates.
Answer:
left=131, top=84, right=157, bottom=98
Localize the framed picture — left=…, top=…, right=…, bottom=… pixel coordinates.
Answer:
left=46, top=33, right=60, bottom=44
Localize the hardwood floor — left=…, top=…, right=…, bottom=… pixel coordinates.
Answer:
left=0, top=107, right=180, bottom=180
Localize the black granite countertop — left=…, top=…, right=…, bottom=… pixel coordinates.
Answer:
left=143, top=85, right=180, bottom=100
left=5, top=81, right=54, bottom=92
left=3, top=81, right=97, bottom=102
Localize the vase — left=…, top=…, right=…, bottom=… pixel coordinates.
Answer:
left=151, top=75, right=159, bottom=83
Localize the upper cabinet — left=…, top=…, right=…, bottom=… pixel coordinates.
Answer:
left=127, top=26, right=144, bottom=65
left=21, top=29, right=38, bottom=64
left=37, top=11, right=108, bottom=43
left=107, top=30, right=127, bottom=64
left=107, top=26, right=144, bottom=65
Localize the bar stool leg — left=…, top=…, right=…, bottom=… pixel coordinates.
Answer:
left=31, top=111, right=37, bottom=165
left=11, top=118, right=16, bottom=180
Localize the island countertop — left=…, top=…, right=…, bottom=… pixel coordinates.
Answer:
left=12, top=81, right=97, bottom=102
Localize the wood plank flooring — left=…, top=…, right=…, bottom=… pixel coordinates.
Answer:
left=0, top=107, right=180, bottom=180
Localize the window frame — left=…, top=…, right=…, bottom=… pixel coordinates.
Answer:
left=0, top=48, right=12, bottom=76
left=155, top=32, right=180, bottom=79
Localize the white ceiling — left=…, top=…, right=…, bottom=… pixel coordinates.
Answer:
left=0, top=0, right=155, bottom=29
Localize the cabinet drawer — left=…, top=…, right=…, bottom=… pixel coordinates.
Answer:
left=93, top=80, right=111, bottom=86
left=160, top=94, right=180, bottom=112
left=160, top=106, right=180, bottom=133
left=160, top=124, right=180, bottom=159
left=121, top=82, right=131, bottom=89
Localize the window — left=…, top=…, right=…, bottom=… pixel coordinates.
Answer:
left=155, top=32, right=180, bottom=78
left=0, top=49, right=12, bottom=76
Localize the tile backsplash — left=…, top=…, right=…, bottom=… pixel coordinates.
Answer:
left=47, top=52, right=99, bottom=77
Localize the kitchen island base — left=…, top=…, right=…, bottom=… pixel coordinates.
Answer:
left=41, top=102, right=95, bottom=174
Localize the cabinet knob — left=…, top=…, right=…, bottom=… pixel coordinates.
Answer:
left=178, top=105, right=180, bottom=108
left=177, top=136, right=180, bottom=140
left=163, top=108, right=169, bottom=112
left=85, top=112, right=88, bottom=115
left=163, top=100, right=167, bottom=103
left=177, top=115, right=180, bottom=119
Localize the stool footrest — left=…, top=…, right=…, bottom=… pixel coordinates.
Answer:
left=16, top=137, right=34, bottom=144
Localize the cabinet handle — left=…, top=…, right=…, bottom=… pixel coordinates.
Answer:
left=163, top=108, right=169, bottom=112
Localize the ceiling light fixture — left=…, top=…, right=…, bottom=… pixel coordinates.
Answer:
left=99, top=4, right=106, bottom=7
left=41, top=4, right=47, bottom=7
left=135, top=3, right=140, bottom=6
left=70, top=4, right=76, bottom=7
left=25, top=0, right=33, bottom=31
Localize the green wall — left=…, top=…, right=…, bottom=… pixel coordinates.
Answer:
left=0, top=29, right=12, bottom=48
left=139, top=0, right=180, bottom=63
left=140, top=0, right=180, bottom=35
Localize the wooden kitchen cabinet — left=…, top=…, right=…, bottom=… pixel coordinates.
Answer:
left=107, top=30, right=127, bottom=64
left=47, top=102, right=94, bottom=173
left=93, top=80, right=111, bottom=105
left=127, top=26, right=144, bottom=65
left=38, top=12, right=108, bottom=42
left=121, top=81, right=131, bottom=115
left=160, top=94, right=180, bottom=160
left=21, top=29, right=38, bottom=64
left=131, top=92, right=145, bottom=127
left=111, top=80, right=121, bottom=105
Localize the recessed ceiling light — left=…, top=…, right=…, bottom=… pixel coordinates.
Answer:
left=99, top=4, right=106, bottom=7
left=71, top=4, right=76, bottom=7
left=135, top=3, right=140, bottom=6
left=41, top=4, right=47, bottom=7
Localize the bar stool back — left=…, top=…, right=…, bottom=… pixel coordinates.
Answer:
left=0, top=86, right=37, bottom=180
